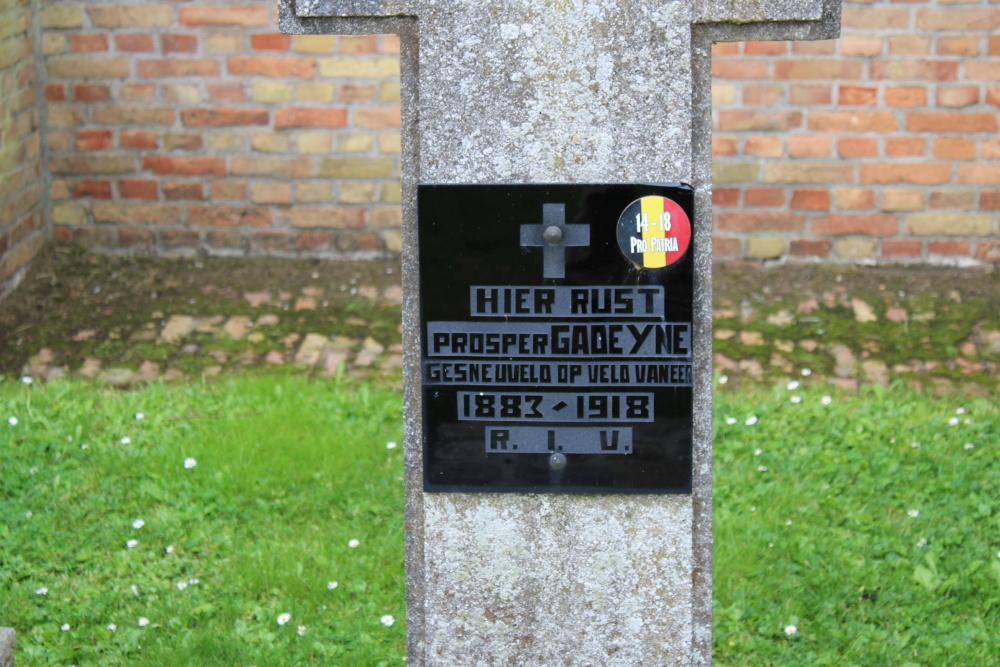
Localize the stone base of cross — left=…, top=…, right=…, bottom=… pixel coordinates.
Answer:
left=280, top=1, right=840, bottom=664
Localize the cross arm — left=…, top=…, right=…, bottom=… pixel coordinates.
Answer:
left=293, top=0, right=415, bottom=17
left=694, top=0, right=840, bottom=42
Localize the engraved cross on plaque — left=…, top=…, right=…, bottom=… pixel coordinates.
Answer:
left=519, top=203, right=590, bottom=280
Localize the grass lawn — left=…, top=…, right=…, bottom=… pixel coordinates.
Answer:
left=1, top=376, right=997, bottom=665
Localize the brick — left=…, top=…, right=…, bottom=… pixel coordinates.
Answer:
left=47, top=132, right=70, bottom=151
left=370, top=208, right=402, bottom=228
left=712, top=136, right=737, bottom=156
left=338, top=83, right=377, bottom=103
left=356, top=107, right=401, bottom=129
left=833, top=238, right=877, bottom=260
left=296, top=82, right=335, bottom=102
left=44, top=84, right=66, bottom=102
left=712, top=43, right=739, bottom=56
left=929, top=191, right=974, bottom=210
left=888, top=36, right=929, bottom=56
left=248, top=230, right=294, bottom=252
left=69, top=33, right=109, bottom=53
left=989, top=87, right=1000, bottom=108
left=882, top=189, right=924, bottom=212
left=52, top=154, right=135, bottom=175
left=251, top=133, right=289, bottom=153
left=792, top=40, right=836, bottom=55
left=72, top=180, right=112, bottom=199
left=790, top=189, right=830, bottom=211
left=41, top=6, right=83, bottom=29
left=885, top=137, right=925, bottom=158
left=928, top=240, right=970, bottom=257
left=118, top=179, right=158, bottom=200
left=789, top=239, right=831, bottom=257
left=744, top=136, right=783, bottom=158
left=834, top=188, right=875, bottom=210
left=48, top=106, right=83, bottom=128
left=933, top=138, right=976, bottom=161
left=88, top=6, right=174, bottom=28
left=207, top=133, right=243, bottom=151
left=205, top=32, right=243, bottom=53
left=983, top=139, right=1000, bottom=160
left=295, top=133, right=331, bottom=154
left=161, top=229, right=201, bottom=247
left=252, top=81, right=291, bottom=103
left=163, top=182, right=203, bottom=200
left=121, top=130, right=158, bottom=150
left=838, top=138, right=877, bottom=159
left=870, top=60, right=957, bottom=82
left=957, top=165, right=1000, bottom=186
left=936, top=86, right=978, bottom=108
left=742, top=85, right=782, bottom=106
left=763, top=163, right=853, bottom=184
left=93, top=203, right=180, bottom=225
left=294, top=35, right=335, bottom=53
left=115, top=34, right=154, bottom=52
left=981, top=193, right=1000, bottom=211
left=790, top=85, right=831, bottom=106
left=842, top=6, right=909, bottom=31
left=975, top=242, right=1000, bottom=263
left=916, top=9, right=1000, bottom=31
left=228, top=56, right=315, bottom=78
left=744, top=41, right=786, bottom=55
left=380, top=34, right=400, bottom=55
left=318, top=57, right=400, bottom=78
left=813, top=214, right=897, bottom=237
left=338, top=231, right=381, bottom=253
left=207, top=83, right=246, bottom=102
left=841, top=35, right=883, bottom=57
left=284, top=207, right=365, bottom=228
left=179, top=6, right=269, bottom=27
left=48, top=57, right=130, bottom=79
left=92, top=106, right=174, bottom=125
left=937, top=36, right=979, bottom=57
left=746, top=237, right=786, bottom=259
left=339, top=35, right=379, bottom=54
left=382, top=182, right=402, bottom=204
left=42, top=33, right=66, bottom=56
left=162, top=84, right=202, bottom=104
left=789, top=136, right=831, bottom=158
left=807, top=111, right=898, bottom=133
left=991, top=36, right=1000, bottom=57
left=906, top=214, right=992, bottom=236
left=209, top=180, right=246, bottom=200
left=318, top=157, right=393, bottom=178
left=860, top=164, right=951, bottom=186
left=162, top=34, right=198, bottom=54
left=295, top=231, right=337, bottom=252
left=713, top=161, right=758, bottom=184
left=52, top=204, right=87, bottom=225
left=882, top=240, right=923, bottom=260
left=712, top=237, right=741, bottom=257
left=743, top=188, right=784, bottom=207
left=73, top=83, right=110, bottom=102
left=296, top=182, right=333, bottom=203
left=205, top=229, right=243, bottom=249
left=716, top=212, right=805, bottom=232
left=251, top=34, right=291, bottom=51
left=275, top=108, right=348, bottom=129
left=379, top=82, right=401, bottom=103
left=181, top=108, right=269, bottom=127
left=137, top=59, right=220, bottom=77
left=712, top=60, right=767, bottom=79
left=718, top=111, right=801, bottom=132
left=907, top=112, right=997, bottom=134
left=231, top=157, right=302, bottom=177
left=187, top=205, right=271, bottom=227
left=712, top=188, right=739, bottom=207
left=885, top=87, right=926, bottom=108
left=774, top=60, right=862, bottom=80
left=251, top=182, right=292, bottom=204
left=142, top=156, right=226, bottom=176
left=338, top=182, right=378, bottom=204
left=838, top=86, right=877, bottom=107
left=52, top=181, right=72, bottom=199
left=117, top=228, right=157, bottom=249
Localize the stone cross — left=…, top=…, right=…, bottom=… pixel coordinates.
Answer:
left=280, top=1, right=840, bottom=665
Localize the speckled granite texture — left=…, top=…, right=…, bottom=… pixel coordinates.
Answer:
left=280, top=1, right=840, bottom=664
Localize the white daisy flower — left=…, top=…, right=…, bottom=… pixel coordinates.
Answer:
left=176, top=581, right=187, bottom=591
left=380, top=614, right=395, bottom=627
left=718, top=375, right=728, bottom=385
left=184, top=457, right=197, bottom=469
left=137, top=617, right=149, bottom=627
left=35, top=587, right=48, bottom=595
left=135, top=412, right=145, bottom=421
left=7, top=417, right=17, bottom=426
left=106, top=623, right=117, bottom=632
left=821, top=395, right=832, bottom=405
left=916, top=538, right=927, bottom=548
left=20, top=376, right=33, bottom=384
left=327, top=581, right=338, bottom=590
left=61, top=624, right=70, bottom=632
left=754, top=449, right=762, bottom=456
left=790, top=395, right=802, bottom=404
left=948, top=417, right=959, bottom=426
left=787, top=380, right=800, bottom=391
left=165, top=545, right=175, bottom=554
left=964, top=443, right=975, bottom=450
left=955, top=407, right=965, bottom=415
left=348, top=539, right=360, bottom=548
left=801, top=369, right=812, bottom=376
left=757, top=466, right=768, bottom=472
left=132, top=519, right=144, bottom=529
left=297, top=625, right=307, bottom=636
left=126, top=539, right=138, bottom=548
left=908, top=509, right=919, bottom=518
left=277, top=613, right=291, bottom=626
left=784, top=625, right=797, bottom=636
left=386, top=441, right=398, bottom=450
left=120, top=437, right=131, bottom=444
left=745, top=416, right=758, bottom=426
left=725, top=417, right=737, bottom=425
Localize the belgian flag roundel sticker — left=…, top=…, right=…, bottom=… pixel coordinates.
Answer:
left=616, top=195, right=691, bottom=269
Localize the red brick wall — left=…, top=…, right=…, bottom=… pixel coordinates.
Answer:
left=41, top=1, right=401, bottom=257
left=0, top=0, right=43, bottom=296
left=11, top=0, right=1000, bottom=269
left=711, top=0, right=1000, bottom=264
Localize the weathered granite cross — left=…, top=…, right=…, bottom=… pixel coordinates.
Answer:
left=280, top=1, right=840, bottom=665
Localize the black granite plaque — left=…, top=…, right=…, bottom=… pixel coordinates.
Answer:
left=419, top=184, right=694, bottom=493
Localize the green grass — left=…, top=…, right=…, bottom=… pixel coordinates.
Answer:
left=714, top=383, right=999, bottom=666
left=0, top=376, right=405, bottom=666
left=2, top=377, right=997, bottom=665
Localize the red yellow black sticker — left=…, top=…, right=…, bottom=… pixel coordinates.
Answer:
left=616, top=196, right=691, bottom=269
